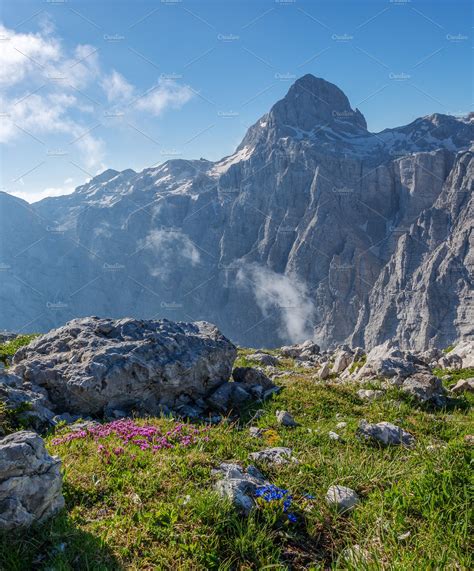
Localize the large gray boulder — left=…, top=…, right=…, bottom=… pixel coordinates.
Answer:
left=400, top=372, right=447, bottom=407
left=356, top=341, right=428, bottom=381
left=448, top=341, right=474, bottom=368
left=11, top=317, right=237, bottom=417
left=0, top=431, right=64, bottom=529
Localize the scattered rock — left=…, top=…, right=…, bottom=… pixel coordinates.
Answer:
left=356, top=341, right=428, bottom=381
left=249, top=447, right=296, bottom=465
left=11, top=317, right=237, bottom=419
left=318, top=362, right=331, bottom=380
left=280, top=340, right=320, bottom=360
left=212, top=463, right=266, bottom=515
left=328, top=431, right=340, bottom=441
left=436, top=353, right=463, bottom=370
left=247, top=352, right=280, bottom=367
left=232, top=367, right=275, bottom=390
left=0, top=431, right=64, bottom=530
left=451, top=378, right=474, bottom=394
left=276, top=410, right=298, bottom=427
left=447, top=341, right=474, bottom=368
left=207, top=382, right=250, bottom=413
left=326, top=485, right=360, bottom=512
left=249, top=427, right=265, bottom=438
left=400, top=372, right=447, bottom=407
left=357, top=389, right=384, bottom=401
left=464, top=435, right=474, bottom=446
left=357, top=420, right=415, bottom=447
left=333, top=349, right=353, bottom=373
left=335, top=422, right=347, bottom=429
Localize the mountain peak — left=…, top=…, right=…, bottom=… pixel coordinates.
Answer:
left=238, top=75, right=367, bottom=151
left=270, top=74, right=367, bottom=132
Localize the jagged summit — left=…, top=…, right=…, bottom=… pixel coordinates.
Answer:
left=238, top=75, right=367, bottom=150
left=271, top=74, right=367, bottom=131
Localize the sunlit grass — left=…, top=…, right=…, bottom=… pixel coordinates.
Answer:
left=0, top=349, right=472, bottom=570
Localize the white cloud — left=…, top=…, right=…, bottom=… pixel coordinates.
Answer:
left=0, top=20, right=195, bottom=199
left=238, top=263, right=315, bottom=343
left=11, top=179, right=76, bottom=203
left=0, top=24, right=61, bottom=87
left=101, top=70, right=134, bottom=102
left=142, top=229, right=201, bottom=278
left=135, top=78, right=194, bottom=116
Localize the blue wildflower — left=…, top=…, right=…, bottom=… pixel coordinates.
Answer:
left=287, top=512, right=297, bottom=523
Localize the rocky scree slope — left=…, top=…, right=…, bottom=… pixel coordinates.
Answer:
left=0, top=75, right=472, bottom=350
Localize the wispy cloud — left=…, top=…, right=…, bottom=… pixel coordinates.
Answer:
left=0, top=21, right=195, bottom=183
left=237, top=263, right=315, bottom=343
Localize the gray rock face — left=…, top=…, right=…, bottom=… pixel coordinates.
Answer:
left=0, top=431, right=64, bottom=529
left=357, top=420, right=415, bottom=447
left=326, top=485, right=360, bottom=512
left=11, top=317, right=237, bottom=417
left=401, top=372, right=447, bottom=407
left=1, top=75, right=472, bottom=351
left=353, top=150, right=474, bottom=351
left=0, top=371, right=55, bottom=431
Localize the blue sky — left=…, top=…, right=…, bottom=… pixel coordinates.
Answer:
left=1, top=0, right=471, bottom=201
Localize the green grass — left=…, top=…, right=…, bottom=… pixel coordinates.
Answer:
left=432, top=367, right=474, bottom=388
left=0, top=353, right=472, bottom=570
left=0, top=334, right=38, bottom=367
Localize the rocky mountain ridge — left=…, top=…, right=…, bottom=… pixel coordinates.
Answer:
left=0, top=75, right=472, bottom=349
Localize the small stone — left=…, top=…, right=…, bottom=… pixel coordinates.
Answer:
left=318, top=362, right=331, bottom=380
left=249, top=427, right=264, bottom=438
left=247, top=352, right=280, bottom=367
left=357, top=419, right=415, bottom=447
left=451, top=379, right=474, bottom=394
left=249, top=447, right=296, bottom=465
left=397, top=531, right=411, bottom=541
left=328, top=431, right=340, bottom=440
left=464, top=435, right=474, bottom=446
left=335, top=422, right=347, bottom=429
left=357, top=389, right=384, bottom=401
left=276, top=410, right=299, bottom=427
left=326, top=485, right=359, bottom=512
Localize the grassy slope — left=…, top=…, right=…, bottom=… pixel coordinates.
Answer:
left=0, top=348, right=472, bottom=570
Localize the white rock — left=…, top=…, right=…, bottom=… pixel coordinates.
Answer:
left=326, top=485, right=360, bottom=512
left=0, top=431, right=64, bottom=529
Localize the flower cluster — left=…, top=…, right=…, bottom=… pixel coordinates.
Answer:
left=254, top=484, right=297, bottom=523
left=52, top=419, right=211, bottom=459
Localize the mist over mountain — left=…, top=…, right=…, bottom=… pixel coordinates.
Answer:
left=1, top=75, right=473, bottom=349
